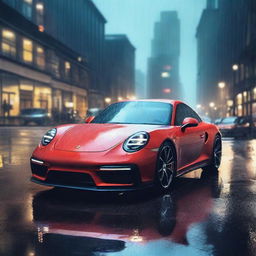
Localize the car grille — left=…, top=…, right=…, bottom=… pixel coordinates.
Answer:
left=98, top=170, right=134, bottom=184
left=46, top=171, right=95, bottom=187
left=31, top=163, right=48, bottom=177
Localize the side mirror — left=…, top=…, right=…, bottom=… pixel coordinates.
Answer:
left=85, top=116, right=95, bottom=123
left=181, top=117, right=199, bottom=132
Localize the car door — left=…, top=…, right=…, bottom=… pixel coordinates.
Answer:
left=174, top=103, right=206, bottom=170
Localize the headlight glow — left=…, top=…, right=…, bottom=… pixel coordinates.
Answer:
left=41, top=128, right=57, bottom=146
left=123, top=132, right=149, bottom=152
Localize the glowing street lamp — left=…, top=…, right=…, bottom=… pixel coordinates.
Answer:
left=218, top=81, right=226, bottom=89
left=104, top=97, right=111, bottom=104
left=36, top=3, right=44, bottom=11
left=232, top=64, right=239, bottom=71
left=196, top=104, right=202, bottom=109
left=209, top=102, right=215, bottom=108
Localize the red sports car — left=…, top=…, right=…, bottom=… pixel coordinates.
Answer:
left=30, top=100, right=222, bottom=192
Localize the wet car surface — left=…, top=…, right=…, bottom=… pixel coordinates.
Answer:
left=0, top=127, right=256, bottom=256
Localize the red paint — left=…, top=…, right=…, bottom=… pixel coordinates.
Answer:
left=31, top=100, right=220, bottom=190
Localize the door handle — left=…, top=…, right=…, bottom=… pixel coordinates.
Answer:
left=200, top=134, right=205, bottom=139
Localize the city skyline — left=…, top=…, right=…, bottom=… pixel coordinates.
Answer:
left=93, top=0, right=205, bottom=105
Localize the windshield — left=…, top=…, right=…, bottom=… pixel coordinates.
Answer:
left=21, top=109, right=46, bottom=115
left=92, top=101, right=172, bottom=125
left=221, top=117, right=238, bottom=124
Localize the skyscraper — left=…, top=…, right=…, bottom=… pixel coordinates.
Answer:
left=196, top=0, right=219, bottom=116
left=104, top=35, right=135, bottom=103
left=147, top=11, right=181, bottom=99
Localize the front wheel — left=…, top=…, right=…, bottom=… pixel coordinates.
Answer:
left=155, top=141, right=177, bottom=192
left=203, top=135, right=222, bottom=172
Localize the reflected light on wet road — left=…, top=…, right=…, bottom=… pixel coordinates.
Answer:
left=0, top=127, right=256, bottom=255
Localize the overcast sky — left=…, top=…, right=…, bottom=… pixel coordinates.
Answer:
left=93, top=0, right=206, bottom=106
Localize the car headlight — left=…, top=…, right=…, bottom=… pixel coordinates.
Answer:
left=123, top=132, right=149, bottom=152
left=41, top=128, right=57, bottom=146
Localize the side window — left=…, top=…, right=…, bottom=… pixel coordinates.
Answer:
left=174, top=104, right=186, bottom=125
left=186, top=106, right=202, bottom=122
left=174, top=104, right=202, bottom=126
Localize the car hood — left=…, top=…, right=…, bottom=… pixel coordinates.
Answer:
left=54, top=123, right=162, bottom=152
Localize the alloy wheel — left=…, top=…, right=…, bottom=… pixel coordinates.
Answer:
left=157, top=145, right=175, bottom=189
left=213, top=137, right=222, bottom=168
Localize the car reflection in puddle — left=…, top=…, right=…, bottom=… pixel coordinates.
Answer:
left=32, top=170, right=222, bottom=256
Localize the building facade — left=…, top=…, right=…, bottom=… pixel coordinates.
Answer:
left=104, top=35, right=135, bottom=103
left=229, top=0, right=256, bottom=120
left=147, top=11, right=181, bottom=99
left=0, top=1, right=89, bottom=119
left=196, top=1, right=220, bottom=117
left=1, top=0, right=106, bottom=108
left=197, top=0, right=256, bottom=123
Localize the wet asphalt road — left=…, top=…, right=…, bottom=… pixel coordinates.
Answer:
left=0, top=127, right=256, bottom=256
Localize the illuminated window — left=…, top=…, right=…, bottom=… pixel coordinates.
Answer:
left=36, top=46, right=45, bottom=69
left=243, top=91, right=247, bottom=103
left=161, top=72, right=170, bottom=78
left=64, top=61, right=71, bottom=78
left=22, top=0, right=33, bottom=19
left=253, top=87, right=256, bottom=100
left=22, top=39, right=33, bottom=63
left=236, top=93, right=242, bottom=105
left=1, top=29, right=16, bottom=57
left=237, top=105, right=243, bottom=116
left=36, top=2, right=44, bottom=25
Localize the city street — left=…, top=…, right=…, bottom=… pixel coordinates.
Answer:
left=0, top=127, right=256, bottom=255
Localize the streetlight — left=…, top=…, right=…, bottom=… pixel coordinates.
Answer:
left=232, top=64, right=239, bottom=71
left=209, top=102, right=215, bottom=108
left=118, top=97, right=123, bottom=101
left=104, top=97, right=111, bottom=104
left=218, top=81, right=226, bottom=89
left=196, top=104, right=202, bottom=109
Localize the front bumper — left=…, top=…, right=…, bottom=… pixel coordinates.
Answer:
left=30, top=141, right=158, bottom=191
left=30, top=159, right=153, bottom=191
left=31, top=177, right=153, bottom=191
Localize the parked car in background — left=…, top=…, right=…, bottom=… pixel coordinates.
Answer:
left=201, top=116, right=212, bottom=123
left=217, top=116, right=252, bottom=138
left=20, top=108, right=52, bottom=126
left=214, top=118, right=223, bottom=125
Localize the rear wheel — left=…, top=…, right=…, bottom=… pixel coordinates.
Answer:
left=203, top=135, right=222, bottom=172
left=155, top=141, right=177, bottom=192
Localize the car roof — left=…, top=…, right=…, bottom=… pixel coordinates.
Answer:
left=119, top=99, right=184, bottom=105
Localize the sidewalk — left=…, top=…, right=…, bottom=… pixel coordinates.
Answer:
left=0, top=117, right=21, bottom=126
left=0, top=117, right=83, bottom=127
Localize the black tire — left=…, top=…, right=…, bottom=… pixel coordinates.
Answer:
left=155, top=141, right=177, bottom=192
left=157, top=194, right=176, bottom=236
left=203, top=135, right=222, bottom=172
